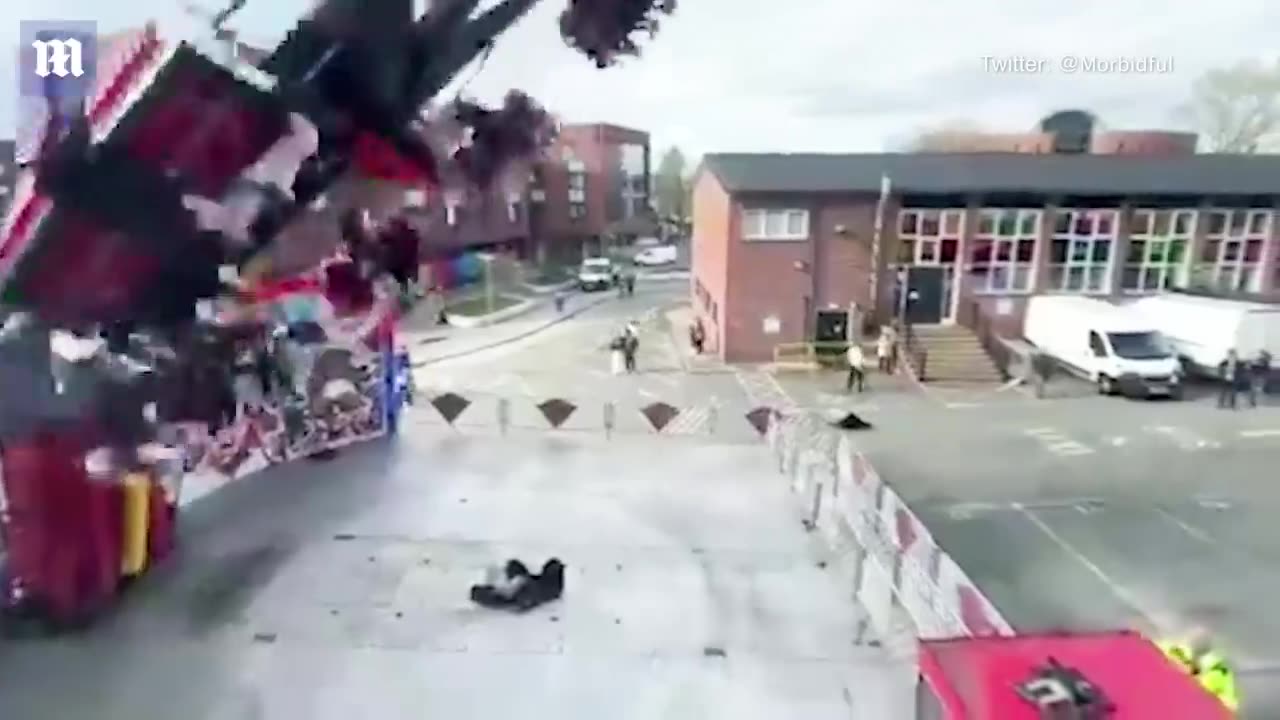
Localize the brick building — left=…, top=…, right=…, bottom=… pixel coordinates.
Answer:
left=691, top=151, right=1280, bottom=363
left=529, top=123, right=652, bottom=263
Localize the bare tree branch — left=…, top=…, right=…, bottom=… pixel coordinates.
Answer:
left=1178, top=59, right=1280, bottom=153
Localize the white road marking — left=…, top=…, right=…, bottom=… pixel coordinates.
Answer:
left=1107, top=436, right=1128, bottom=447
left=1143, top=425, right=1222, bottom=451
left=734, top=369, right=797, bottom=410
left=1015, top=503, right=1163, bottom=632
left=1154, top=507, right=1216, bottom=544
left=944, top=401, right=983, bottom=409
left=637, top=387, right=659, bottom=400
left=663, top=406, right=711, bottom=434
left=1022, top=427, right=1095, bottom=456
left=1240, top=428, right=1280, bottom=438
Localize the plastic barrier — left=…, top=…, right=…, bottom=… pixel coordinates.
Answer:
left=766, top=410, right=1014, bottom=647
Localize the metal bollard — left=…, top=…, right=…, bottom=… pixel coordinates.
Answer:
left=497, top=397, right=510, bottom=436
left=603, top=401, right=615, bottom=439
left=706, top=402, right=718, bottom=436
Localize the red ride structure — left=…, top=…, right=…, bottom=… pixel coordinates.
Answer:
left=0, top=0, right=678, bottom=631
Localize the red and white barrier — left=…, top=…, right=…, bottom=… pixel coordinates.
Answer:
left=767, top=411, right=1014, bottom=647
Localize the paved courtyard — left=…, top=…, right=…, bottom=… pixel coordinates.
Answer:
left=0, top=430, right=911, bottom=720
left=412, top=282, right=763, bottom=443
left=778, top=369, right=1280, bottom=716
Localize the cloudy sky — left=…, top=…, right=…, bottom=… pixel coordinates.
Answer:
left=5, top=0, right=1278, bottom=159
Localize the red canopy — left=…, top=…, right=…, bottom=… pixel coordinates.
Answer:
left=918, top=631, right=1230, bottom=719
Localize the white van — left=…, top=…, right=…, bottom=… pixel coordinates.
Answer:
left=1127, top=293, right=1280, bottom=377
left=1023, top=296, right=1182, bottom=398
left=634, top=245, right=677, bottom=266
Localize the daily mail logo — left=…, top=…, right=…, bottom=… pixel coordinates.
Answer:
left=18, top=20, right=98, bottom=104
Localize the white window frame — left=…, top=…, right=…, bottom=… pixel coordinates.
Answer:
left=568, top=203, right=586, bottom=220
left=967, top=208, right=1040, bottom=294
left=741, top=208, right=809, bottom=241
left=897, top=208, right=964, bottom=265
left=1122, top=209, right=1196, bottom=294
left=1047, top=209, right=1118, bottom=293
left=1199, top=209, right=1271, bottom=293
left=445, top=202, right=458, bottom=226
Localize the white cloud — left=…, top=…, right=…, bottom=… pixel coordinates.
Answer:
left=5, top=0, right=1278, bottom=159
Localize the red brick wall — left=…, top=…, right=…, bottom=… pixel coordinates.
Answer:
left=533, top=124, right=650, bottom=255
left=690, top=172, right=731, bottom=353
left=1091, top=131, right=1197, bottom=155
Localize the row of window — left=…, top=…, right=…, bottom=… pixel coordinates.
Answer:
left=898, top=207, right=1277, bottom=295
left=742, top=206, right=1279, bottom=294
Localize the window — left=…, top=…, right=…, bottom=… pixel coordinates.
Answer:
left=1047, top=209, right=1117, bottom=293
left=1195, top=209, right=1271, bottom=292
left=968, top=208, right=1039, bottom=293
left=741, top=209, right=809, bottom=241
left=568, top=174, right=586, bottom=205
left=1122, top=209, right=1194, bottom=293
left=507, top=201, right=520, bottom=223
left=896, top=209, right=963, bottom=266
left=569, top=203, right=586, bottom=220
left=445, top=202, right=458, bottom=226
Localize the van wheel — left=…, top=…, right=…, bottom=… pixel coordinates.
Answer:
left=1097, top=375, right=1115, bottom=395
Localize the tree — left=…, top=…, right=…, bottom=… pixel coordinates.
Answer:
left=1179, top=59, right=1280, bottom=153
left=654, top=146, right=689, bottom=219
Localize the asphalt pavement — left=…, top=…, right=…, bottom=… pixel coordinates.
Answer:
left=0, top=428, right=912, bottom=720
left=777, top=369, right=1280, bottom=716
left=410, top=280, right=766, bottom=442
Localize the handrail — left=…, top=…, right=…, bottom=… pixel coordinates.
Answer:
left=773, top=341, right=855, bottom=368
left=896, top=320, right=928, bottom=382
left=957, top=300, right=1012, bottom=381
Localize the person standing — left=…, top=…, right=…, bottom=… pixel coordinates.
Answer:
left=690, top=320, right=706, bottom=355
left=1249, top=349, right=1272, bottom=407
left=623, top=324, right=640, bottom=373
left=846, top=342, right=866, bottom=393
left=1218, top=349, right=1242, bottom=410
left=876, top=326, right=894, bottom=374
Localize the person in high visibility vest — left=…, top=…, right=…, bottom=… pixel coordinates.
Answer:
left=1158, top=630, right=1239, bottom=713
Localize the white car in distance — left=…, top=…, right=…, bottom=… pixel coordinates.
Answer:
left=633, top=245, right=678, bottom=266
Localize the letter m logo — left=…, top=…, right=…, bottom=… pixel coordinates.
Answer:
left=32, top=37, right=84, bottom=78
left=18, top=20, right=98, bottom=103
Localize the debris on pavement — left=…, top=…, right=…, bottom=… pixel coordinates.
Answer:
left=469, top=558, right=565, bottom=612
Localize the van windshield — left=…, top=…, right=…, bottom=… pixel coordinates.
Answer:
left=1106, top=332, right=1171, bottom=360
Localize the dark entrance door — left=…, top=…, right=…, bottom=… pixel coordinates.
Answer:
left=903, top=266, right=945, bottom=325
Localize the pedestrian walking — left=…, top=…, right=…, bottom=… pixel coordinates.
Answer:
left=625, top=273, right=636, bottom=296
left=1218, top=349, right=1242, bottom=409
left=845, top=342, right=866, bottom=393
left=624, top=332, right=639, bottom=373
left=876, top=326, right=894, bottom=373
left=690, top=320, right=706, bottom=354
left=1248, top=349, right=1272, bottom=407
left=553, top=289, right=566, bottom=313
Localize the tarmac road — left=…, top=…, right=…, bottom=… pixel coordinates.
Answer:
left=779, top=369, right=1280, bottom=716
